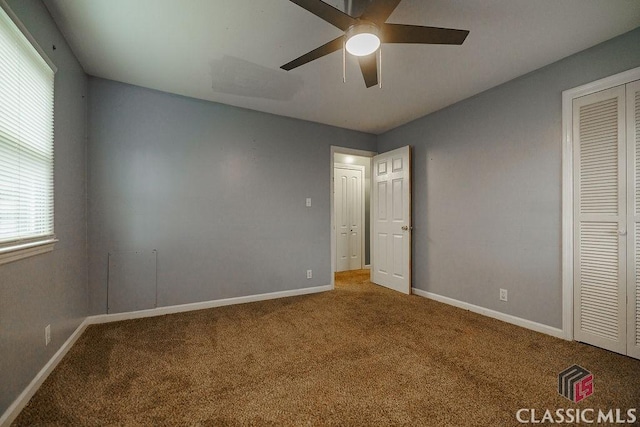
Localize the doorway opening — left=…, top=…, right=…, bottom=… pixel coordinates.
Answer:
left=330, top=147, right=375, bottom=288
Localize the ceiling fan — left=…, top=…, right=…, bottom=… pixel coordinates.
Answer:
left=280, top=0, right=469, bottom=88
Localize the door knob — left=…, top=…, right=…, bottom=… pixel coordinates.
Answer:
left=618, top=229, right=627, bottom=236
left=401, top=226, right=408, bottom=231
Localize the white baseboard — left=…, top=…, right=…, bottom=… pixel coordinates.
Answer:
left=412, top=288, right=565, bottom=339
left=88, top=285, right=332, bottom=324
left=0, top=284, right=332, bottom=425
left=0, top=318, right=89, bottom=427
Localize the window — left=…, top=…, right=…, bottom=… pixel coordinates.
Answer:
left=0, top=4, right=56, bottom=264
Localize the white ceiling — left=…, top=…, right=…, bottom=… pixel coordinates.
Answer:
left=43, top=0, right=640, bottom=134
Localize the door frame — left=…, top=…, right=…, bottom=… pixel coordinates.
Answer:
left=561, top=66, right=640, bottom=341
left=330, top=146, right=376, bottom=289
left=334, top=162, right=366, bottom=272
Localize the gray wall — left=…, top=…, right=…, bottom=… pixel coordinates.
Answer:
left=0, top=0, right=87, bottom=415
left=87, top=78, right=377, bottom=314
left=378, top=27, right=640, bottom=329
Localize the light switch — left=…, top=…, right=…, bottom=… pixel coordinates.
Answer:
left=306, top=198, right=311, bottom=207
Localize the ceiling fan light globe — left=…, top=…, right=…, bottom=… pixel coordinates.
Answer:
left=345, top=33, right=380, bottom=56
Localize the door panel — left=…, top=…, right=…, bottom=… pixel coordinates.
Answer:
left=349, top=174, right=362, bottom=269
left=336, top=173, right=349, bottom=272
left=377, top=181, right=387, bottom=219
left=372, top=146, right=411, bottom=294
left=393, top=178, right=403, bottom=220
left=627, top=80, right=640, bottom=359
left=573, top=86, right=626, bottom=354
left=393, top=234, right=404, bottom=278
left=377, top=233, right=388, bottom=273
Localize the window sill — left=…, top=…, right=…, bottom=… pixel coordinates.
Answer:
left=0, top=239, right=58, bottom=266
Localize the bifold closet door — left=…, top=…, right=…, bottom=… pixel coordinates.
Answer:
left=573, top=86, right=627, bottom=355
left=627, top=80, right=640, bottom=359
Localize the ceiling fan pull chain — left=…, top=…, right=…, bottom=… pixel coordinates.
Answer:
left=379, top=44, right=382, bottom=88
left=343, top=37, right=346, bottom=83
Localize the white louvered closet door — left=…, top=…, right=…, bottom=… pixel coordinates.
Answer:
left=627, top=80, right=640, bottom=359
left=573, top=86, right=627, bottom=355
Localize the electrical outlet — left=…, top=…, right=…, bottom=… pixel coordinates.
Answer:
left=306, top=198, right=311, bottom=207
left=306, top=269, right=312, bottom=279
left=45, top=324, right=51, bottom=346
left=499, top=289, right=508, bottom=302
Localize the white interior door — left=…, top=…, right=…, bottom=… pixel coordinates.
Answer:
left=627, top=79, right=640, bottom=359
left=573, top=86, right=627, bottom=354
left=372, top=146, right=411, bottom=294
left=335, top=164, right=364, bottom=272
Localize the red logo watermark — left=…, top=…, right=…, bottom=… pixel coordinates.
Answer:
left=558, top=365, right=593, bottom=403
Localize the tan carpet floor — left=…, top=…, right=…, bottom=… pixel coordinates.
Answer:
left=14, top=270, right=640, bottom=426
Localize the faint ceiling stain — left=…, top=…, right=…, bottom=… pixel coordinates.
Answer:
left=210, top=56, right=303, bottom=101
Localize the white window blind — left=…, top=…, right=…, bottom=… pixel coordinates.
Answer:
left=0, top=5, right=55, bottom=249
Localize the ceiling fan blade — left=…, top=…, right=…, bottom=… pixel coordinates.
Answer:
left=358, top=54, right=378, bottom=88
left=382, top=23, right=469, bottom=45
left=288, top=0, right=356, bottom=30
left=281, top=36, right=344, bottom=71
left=361, top=0, right=402, bottom=23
